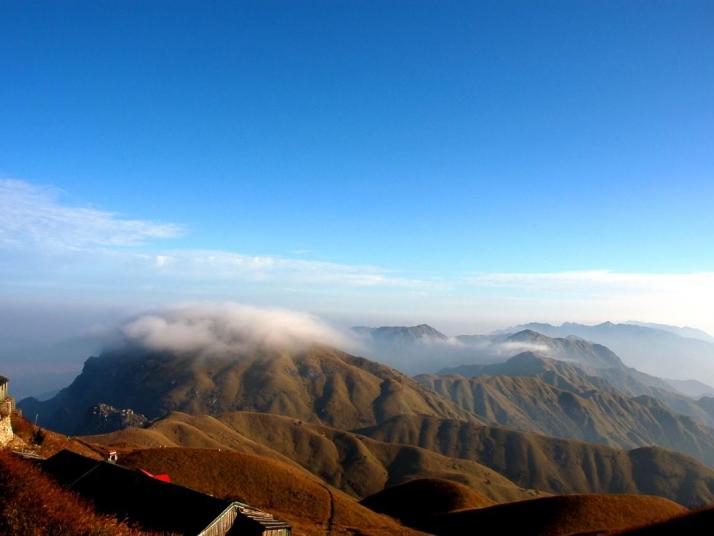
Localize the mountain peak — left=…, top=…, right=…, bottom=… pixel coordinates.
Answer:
left=19, top=342, right=470, bottom=434
left=506, top=350, right=553, bottom=364
left=353, top=324, right=448, bottom=341
left=506, top=329, right=550, bottom=342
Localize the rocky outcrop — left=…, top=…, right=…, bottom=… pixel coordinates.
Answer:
left=77, top=403, right=149, bottom=435
left=0, top=398, right=13, bottom=446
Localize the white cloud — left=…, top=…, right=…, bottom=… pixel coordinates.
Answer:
left=2, top=179, right=714, bottom=335
left=121, top=302, right=349, bottom=355
left=0, top=179, right=430, bottom=290
left=0, top=179, right=182, bottom=249
left=147, top=249, right=431, bottom=288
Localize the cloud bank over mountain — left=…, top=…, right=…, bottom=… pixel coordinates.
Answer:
left=119, top=302, right=351, bottom=356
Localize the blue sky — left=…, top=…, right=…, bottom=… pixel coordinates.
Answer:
left=1, top=1, right=714, bottom=343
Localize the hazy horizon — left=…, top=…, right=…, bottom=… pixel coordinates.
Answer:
left=3, top=297, right=714, bottom=400
left=2, top=2, right=714, bottom=396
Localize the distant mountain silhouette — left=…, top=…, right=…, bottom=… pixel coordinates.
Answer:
left=502, top=321, right=714, bottom=387
left=494, top=329, right=625, bottom=369
left=351, top=324, right=469, bottom=374
left=353, top=324, right=448, bottom=342
left=665, top=378, right=714, bottom=398
left=625, top=321, right=714, bottom=344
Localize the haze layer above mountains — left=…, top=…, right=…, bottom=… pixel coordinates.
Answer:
left=353, top=321, right=714, bottom=389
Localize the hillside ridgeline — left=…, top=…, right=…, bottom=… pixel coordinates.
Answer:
left=20, top=344, right=473, bottom=434
left=421, top=352, right=714, bottom=466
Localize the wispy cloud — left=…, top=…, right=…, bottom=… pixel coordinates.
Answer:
left=3, top=179, right=714, bottom=333
left=147, top=250, right=431, bottom=288
left=0, top=179, right=430, bottom=290
left=0, top=179, right=182, bottom=249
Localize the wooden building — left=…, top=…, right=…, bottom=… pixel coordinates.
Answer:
left=42, top=450, right=291, bottom=536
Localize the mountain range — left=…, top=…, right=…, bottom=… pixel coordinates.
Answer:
left=501, top=321, right=714, bottom=387
left=20, top=343, right=471, bottom=435
left=420, top=352, right=714, bottom=465
left=355, top=324, right=714, bottom=422
left=12, top=319, right=714, bottom=534
left=352, top=322, right=714, bottom=392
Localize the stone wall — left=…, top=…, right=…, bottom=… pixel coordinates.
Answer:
left=0, top=398, right=13, bottom=446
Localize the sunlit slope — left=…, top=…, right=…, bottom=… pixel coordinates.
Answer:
left=357, top=414, right=714, bottom=507
left=419, top=353, right=714, bottom=465
left=421, top=494, right=686, bottom=536
left=21, top=344, right=473, bottom=434
left=605, top=504, right=714, bottom=535
left=446, top=334, right=714, bottom=427
left=87, top=411, right=532, bottom=504
left=117, top=447, right=426, bottom=536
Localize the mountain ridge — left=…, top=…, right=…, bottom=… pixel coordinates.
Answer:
left=421, top=353, right=714, bottom=465
left=19, top=344, right=473, bottom=435
left=500, top=321, right=714, bottom=386
left=356, top=414, right=714, bottom=508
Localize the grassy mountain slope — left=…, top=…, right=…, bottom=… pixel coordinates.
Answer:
left=453, top=330, right=714, bottom=426
left=421, top=494, right=686, bottom=536
left=357, top=414, right=714, bottom=507
left=87, top=411, right=533, bottom=504
left=21, top=344, right=472, bottom=434
left=117, top=447, right=425, bottom=536
left=420, top=353, right=714, bottom=466
left=606, top=504, right=714, bottom=535
left=359, top=478, right=495, bottom=526
left=0, top=449, right=144, bottom=536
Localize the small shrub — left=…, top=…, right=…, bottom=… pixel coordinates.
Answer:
left=33, top=428, right=46, bottom=445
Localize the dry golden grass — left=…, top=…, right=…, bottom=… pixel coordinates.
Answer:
left=418, top=360, right=714, bottom=467
left=603, top=505, right=714, bottom=535
left=24, top=345, right=474, bottom=434
left=360, top=477, right=495, bottom=526
left=11, top=411, right=104, bottom=459
left=422, top=494, right=687, bottom=536
left=87, top=411, right=533, bottom=504
left=0, top=448, right=147, bottom=536
left=118, top=447, right=427, bottom=536
left=358, top=414, right=714, bottom=507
